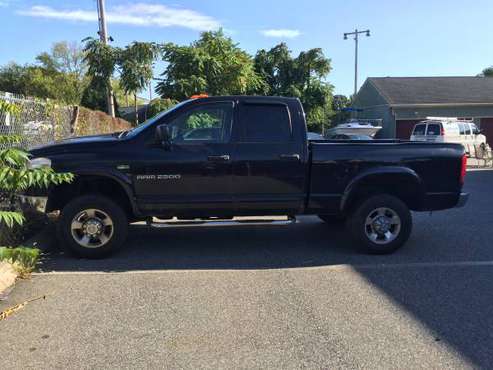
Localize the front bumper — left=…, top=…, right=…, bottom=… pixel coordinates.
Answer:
left=455, top=192, right=469, bottom=208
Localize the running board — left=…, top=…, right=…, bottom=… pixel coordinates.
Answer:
left=147, top=216, right=297, bottom=228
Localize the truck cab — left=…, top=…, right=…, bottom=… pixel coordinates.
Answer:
left=128, top=96, right=308, bottom=218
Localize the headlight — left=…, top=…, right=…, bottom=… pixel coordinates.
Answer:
left=28, top=157, right=52, bottom=169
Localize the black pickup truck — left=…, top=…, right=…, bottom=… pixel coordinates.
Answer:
left=28, top=96, right=468, bottom=258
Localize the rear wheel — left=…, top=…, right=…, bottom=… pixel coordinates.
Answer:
left=57, top=195, right=128, bottom=258
left=346, top=194, right=412, bottom=254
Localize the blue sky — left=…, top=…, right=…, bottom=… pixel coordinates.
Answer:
left=0, top=0, right=492, bottom=97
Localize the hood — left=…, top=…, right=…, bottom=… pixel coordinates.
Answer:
left=30, top=132, right=123, bottom=157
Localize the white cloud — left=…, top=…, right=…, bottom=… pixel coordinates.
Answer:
left=0, top=0, right=12, bottom=7
left=18, top=3, right=221, bottom=31
left=261, top=29, right=301, bottom=38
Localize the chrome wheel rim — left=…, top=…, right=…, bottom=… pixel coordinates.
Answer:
left=364, top=207, right=401, bottom=245
left=70, top=209, right=114, bottom=248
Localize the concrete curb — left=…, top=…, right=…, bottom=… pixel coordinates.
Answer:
left=0, top=261, right=17, bottom=300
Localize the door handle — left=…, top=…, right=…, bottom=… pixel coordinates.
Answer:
left=279, top=154, right=300, bottom=161
left=207, top=155, right=230, bottom=162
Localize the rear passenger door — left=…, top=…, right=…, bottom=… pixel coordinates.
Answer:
left=232, top=101, right=306, bottom=214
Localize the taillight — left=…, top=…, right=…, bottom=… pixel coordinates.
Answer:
left=440, top=126, right=445, bottom=136
left=460, top=154, right=467, bottom=185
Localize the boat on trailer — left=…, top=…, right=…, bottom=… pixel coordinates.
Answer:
left=327, top=119, right=383, bottom=137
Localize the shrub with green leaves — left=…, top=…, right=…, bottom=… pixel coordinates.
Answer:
left=0, top=133, right=73, bottom=227
left=0, top=246, right=40, bottom=277
left=0, top=100, right=73, bottom=272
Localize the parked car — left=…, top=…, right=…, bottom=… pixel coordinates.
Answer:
left=410, top=117, right=488, bottom=158
left=27, top=96, right=468, bottom=258
left=326, top=134, right=373, bottom=140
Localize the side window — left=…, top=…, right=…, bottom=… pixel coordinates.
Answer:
left=241, top=104, right=292, bottom=142
left=465, top=124, right=472, bottom=135
left=167, top=103, right=233, bottom=143
left=458, top=123, right=465, bottom=135
left=426, top=123, right=441, bottom=136
left=413, top=124, right=426, bottom=136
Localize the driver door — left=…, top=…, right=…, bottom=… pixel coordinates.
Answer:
left=133, top=101, right=235, bottom=216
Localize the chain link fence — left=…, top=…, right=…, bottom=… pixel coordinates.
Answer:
left=0, top=91, right=74, bottom=150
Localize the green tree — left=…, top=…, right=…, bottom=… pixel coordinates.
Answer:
left=147, top=98, right=178, bottom=117
left=118, top=42, right=159, bottom=125
left=0, top=62, right=85, bottom=105
left=331, top=95, right=352, bottom=126
left=481, top=66, right=493, bottom=77
left=254, top=43, right=333, bottom=132
left=36, top=41, right=86, bottom=78
left=81, top=38, right=119, bottom=112
left=156, top=30, right=265, bottom=100
left=0, top=100, right=73, bottom=244
left=0, top=41, right=87, bottom=105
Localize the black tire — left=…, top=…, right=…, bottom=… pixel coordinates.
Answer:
left=57, top=195, right=128, bottom=259
left=318, top=214, right=346, bottom=224
left=346, top=194, right=412, bottom=254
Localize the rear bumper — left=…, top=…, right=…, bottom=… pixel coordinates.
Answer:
left=455, top=192, right=469, bottom=208
left=419, top=191, right=468, bottom=211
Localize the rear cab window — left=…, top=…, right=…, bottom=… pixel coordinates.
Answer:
left=240, top=103, right=292, bottom=142
left=413, top=124, right=426, bottom=136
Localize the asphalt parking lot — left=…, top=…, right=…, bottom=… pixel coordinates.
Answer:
left=1, top=169, right=493, bottom=369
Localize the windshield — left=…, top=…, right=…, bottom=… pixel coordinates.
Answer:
left=122, top=100, right=190, bottom=138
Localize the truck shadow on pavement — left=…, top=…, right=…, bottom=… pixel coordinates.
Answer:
left=354, top=169, right=493, bottom=368
left=42, top=217, right=365, bottom=272
left=39, top=170, right=493, bottom=368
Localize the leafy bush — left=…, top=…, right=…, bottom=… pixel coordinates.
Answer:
left=0, top=246, right=40, bottom=277
left=0, top=100, right=73, bottom=273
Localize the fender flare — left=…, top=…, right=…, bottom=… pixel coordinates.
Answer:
left=340, top=166, right=425, bottom=212
left=50, top=168, right=140, bottom=215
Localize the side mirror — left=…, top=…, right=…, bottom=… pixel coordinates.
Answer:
left=156, top=124, right=172, bottom=149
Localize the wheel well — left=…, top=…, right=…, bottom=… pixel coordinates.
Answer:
left=343, top=174, right=423, bottom=213
left=47, top=175, right=134, bottom=218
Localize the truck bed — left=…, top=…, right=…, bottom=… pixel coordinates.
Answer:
left=307, top=140, right=465, bottom=212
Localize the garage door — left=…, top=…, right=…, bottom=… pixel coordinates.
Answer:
left=396, top=120, right=421, bottom=139
left=480, top=118, right=493, bottom=146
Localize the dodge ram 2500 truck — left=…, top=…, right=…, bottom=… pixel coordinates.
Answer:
left=28, top=96, right=469, bottom=258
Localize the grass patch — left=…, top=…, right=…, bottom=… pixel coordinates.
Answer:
left=0, top=247, right=40, bottom=278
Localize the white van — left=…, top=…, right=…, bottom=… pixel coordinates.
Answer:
left=410, top=117, right=488, bottom=158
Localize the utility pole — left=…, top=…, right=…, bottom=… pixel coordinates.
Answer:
left=96, top=0, right=115, bottom=117
left=344, top=29, right=370, bottom=96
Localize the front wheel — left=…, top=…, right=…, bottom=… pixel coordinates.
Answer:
left=57, top=195, right=129, bottom=259
left=346, top=194, right=412, bottom=254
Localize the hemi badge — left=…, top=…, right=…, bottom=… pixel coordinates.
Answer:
left=117, top=165, right=130, bottom=170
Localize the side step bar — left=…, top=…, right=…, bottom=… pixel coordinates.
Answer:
left=147, top=216, right=297, bottom=228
